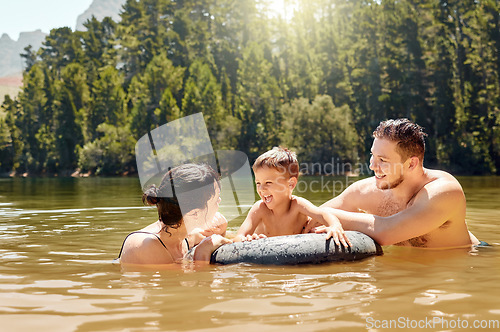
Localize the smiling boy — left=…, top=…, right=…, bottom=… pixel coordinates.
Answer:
left=235, top=147, right=350, bottom=247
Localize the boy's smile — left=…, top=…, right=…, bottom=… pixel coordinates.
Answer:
left=263, top=194, right=273, bottom=204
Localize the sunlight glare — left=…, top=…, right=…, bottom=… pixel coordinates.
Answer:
left=265, top=0, right=298, bottom=19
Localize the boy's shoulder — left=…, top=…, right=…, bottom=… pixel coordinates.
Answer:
left=290, top=195, right=312, bottom=206
left=289, top=195, right=317, bottom=213
left=249, top=199, right=271, bottom=215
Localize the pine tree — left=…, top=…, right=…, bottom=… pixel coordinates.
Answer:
left=88, top=65, right=127, bottom=141
left=236, top=42, right=282, bottom=155
left=53, top=64, right=88, bottom=172
left=129, top=51, right=185, bottom=138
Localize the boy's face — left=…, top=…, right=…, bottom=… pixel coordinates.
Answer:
left=254, top=166, right=296, bottom=209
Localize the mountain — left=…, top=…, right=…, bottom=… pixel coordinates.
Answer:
left=76, top=0, right=126, bottom=31
left=0, top=30, right=46, bottom=77
left=0, top=0, right=126, bottom=80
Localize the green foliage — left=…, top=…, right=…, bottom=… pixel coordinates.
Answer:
left=2, top=95, right=23, bottom=172
left=280, top=95, right=360, bottom=167
left=78, top=123, right=135, bottom=175
left=3, top=0, right=499, bottom=176
left=129, top=51, right=185, bottom=138
left=53, top=63, right=88, bottom=171
left=236, top=41, right=282, bottom=155
left=17, top=64, right=48, bottom=173
left=0, top=117, right=13, bottom=173
left=88, top=65, right=127, bottom=141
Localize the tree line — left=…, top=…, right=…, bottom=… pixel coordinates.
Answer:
left=0, top=0, right=498, bottom=176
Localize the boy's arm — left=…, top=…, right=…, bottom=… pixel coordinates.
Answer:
left=234, top=202, right=265, bottom=242
left=294, top=196, right=351, bottom=247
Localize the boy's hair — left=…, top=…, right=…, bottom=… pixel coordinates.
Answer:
left=373, top=118, right=427, bottom=162
left=252, top=146, right=299, bottom=178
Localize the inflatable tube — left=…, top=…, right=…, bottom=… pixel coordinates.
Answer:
left=210, top=231, right=383, bottom=265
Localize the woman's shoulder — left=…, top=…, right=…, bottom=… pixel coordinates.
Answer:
left=140, top=220, right=163, bottom=232
left=120, top=231, right=174, bottom=264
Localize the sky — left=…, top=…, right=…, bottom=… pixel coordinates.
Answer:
left=0, top=0, right=293, bottom=42
left=0, top=0, right=93, bottom=41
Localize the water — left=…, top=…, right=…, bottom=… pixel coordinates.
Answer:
left=0, top=176, right=499, bottom=331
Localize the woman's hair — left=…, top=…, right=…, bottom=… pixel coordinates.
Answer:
left=142, top=163, right=220, bottom=232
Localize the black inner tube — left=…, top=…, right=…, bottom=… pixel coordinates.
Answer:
left=210, top=231, right=383, bottom=265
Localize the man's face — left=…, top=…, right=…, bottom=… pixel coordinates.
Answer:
left=369, top=138, right=408, bottom=190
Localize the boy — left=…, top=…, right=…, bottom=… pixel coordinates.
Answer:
left=235, top=147, right=351, bottom=247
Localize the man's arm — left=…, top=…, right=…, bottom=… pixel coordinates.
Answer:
left=294, top=197, right=351, bottom=247
left=328, top=180, right=464, bottom=245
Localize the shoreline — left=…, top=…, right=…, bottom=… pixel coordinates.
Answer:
left=1, top=171, right=498, bottom=179
left=0, top=169, right=137, bottom=178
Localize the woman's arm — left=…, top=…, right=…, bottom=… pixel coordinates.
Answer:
left=184, top=212, right=229, bottom=249
left=189, top=235, right=232, bottom=261
left=210, top=212, right=228, bottom=236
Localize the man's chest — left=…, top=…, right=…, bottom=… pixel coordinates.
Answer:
left=361, top=194, right=408, bottom=217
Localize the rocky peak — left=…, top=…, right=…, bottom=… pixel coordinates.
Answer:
left=1, top=33, right=13, bottom=42
left=76, top=0, right=126, bottom=31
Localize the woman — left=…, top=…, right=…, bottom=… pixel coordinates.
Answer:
left=118, top=163, right=232, bottom=265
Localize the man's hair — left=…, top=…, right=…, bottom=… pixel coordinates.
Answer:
left=252, top=146, right=299, bottom=178
left=373, top=118, right=427, bottom=162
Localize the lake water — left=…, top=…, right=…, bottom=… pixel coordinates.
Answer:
left=0, top=176, right=499, bottom=331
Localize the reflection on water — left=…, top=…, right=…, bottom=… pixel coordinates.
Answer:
left=0, top=177, right=499, bottom=331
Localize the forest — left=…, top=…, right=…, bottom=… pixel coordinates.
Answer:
left=0, top=0, right=498, bottom=176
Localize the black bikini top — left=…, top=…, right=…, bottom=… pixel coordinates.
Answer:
left=117, top=231, right=169, bottom=259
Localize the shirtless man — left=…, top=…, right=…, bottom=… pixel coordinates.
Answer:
left=320, top=118, right=479, bottom=248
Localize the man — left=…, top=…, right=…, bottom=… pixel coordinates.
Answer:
left=320, top=118, right=479, bottom=248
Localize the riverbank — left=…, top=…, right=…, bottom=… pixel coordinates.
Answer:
left=1, top=169, right=135, bottom=178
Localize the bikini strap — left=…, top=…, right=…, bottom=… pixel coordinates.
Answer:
left=117, top=231, right=169, bottom=259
